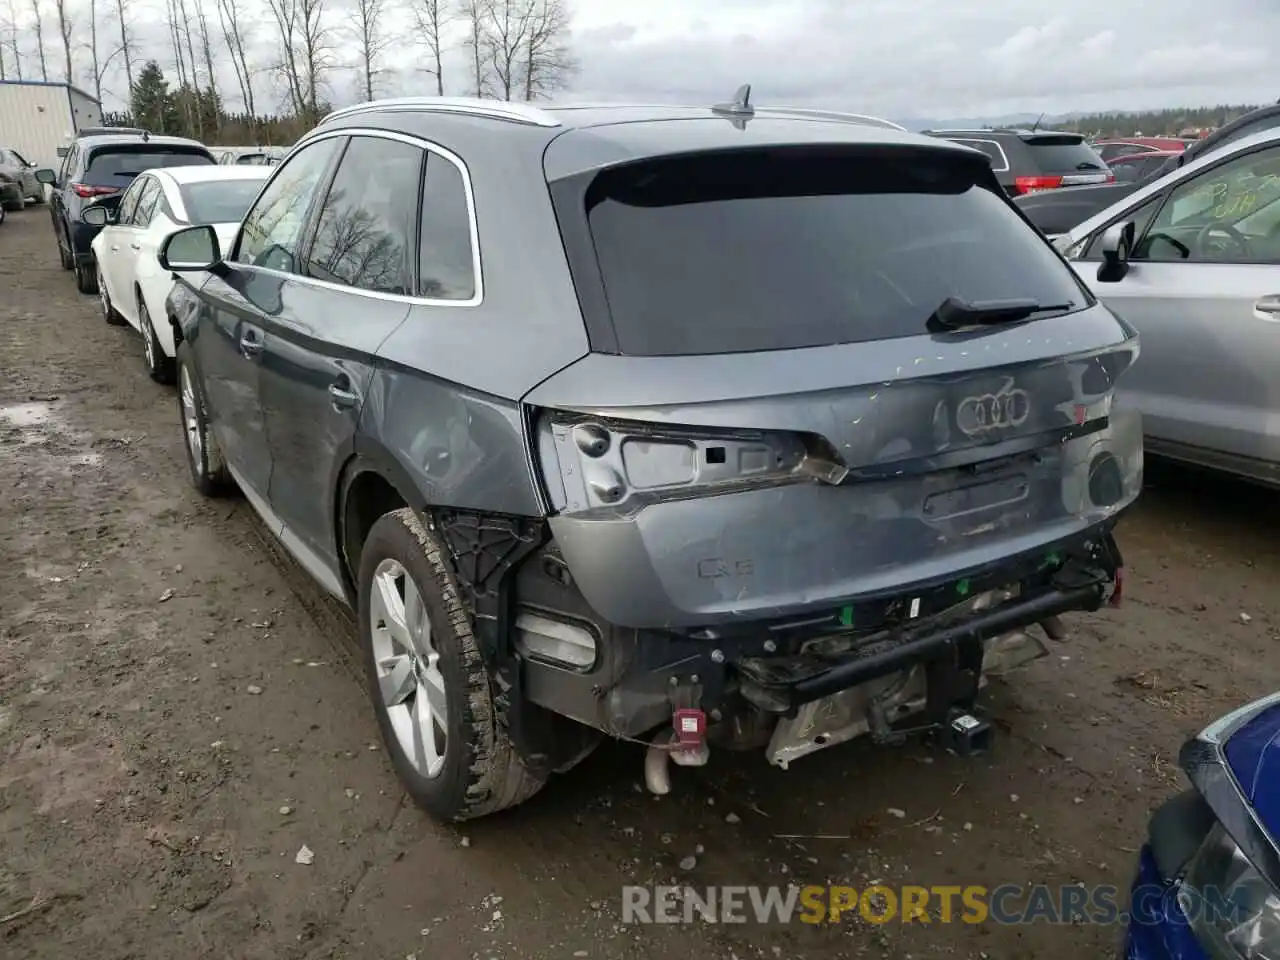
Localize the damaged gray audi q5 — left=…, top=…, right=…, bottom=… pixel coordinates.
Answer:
left=158, top=87, right=1143, bottom=821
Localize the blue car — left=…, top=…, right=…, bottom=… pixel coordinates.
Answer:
left=1127, top=692, right=1280, bottom=959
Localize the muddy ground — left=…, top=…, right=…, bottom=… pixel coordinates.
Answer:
left=2, top=204, right=1278, bottom=960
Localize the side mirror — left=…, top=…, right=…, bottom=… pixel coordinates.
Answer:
left=55, top=146, right=68, bottom=158
left=34, top=168, right=56, bottom=185
left=159, top=224, right=222, bottom=272
left=81, top=204, right=115, bottom=226
left=1096, top=221, right=1135, bottom=283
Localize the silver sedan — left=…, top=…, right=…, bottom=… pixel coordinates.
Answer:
left=1054, top=127, right=1280, bottom=488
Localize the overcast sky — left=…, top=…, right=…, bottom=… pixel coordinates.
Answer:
left=11, top=0, right=1279, bottom=121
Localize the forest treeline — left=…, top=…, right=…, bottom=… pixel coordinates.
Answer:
left=1061, top=103, right=1271, bottom=137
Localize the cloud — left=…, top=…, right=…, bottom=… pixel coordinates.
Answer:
left=5, top=0, right=1276, bottom=123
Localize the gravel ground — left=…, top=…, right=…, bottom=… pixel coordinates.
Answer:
left=3, top=204, right=1279, bottom=960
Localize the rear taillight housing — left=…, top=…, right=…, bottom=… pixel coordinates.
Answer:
left=71, top=183, right=119, bottom=199
left=1015, top=172, right=1115, bottom=194
left=1014, top=175, right=1064, bottom=194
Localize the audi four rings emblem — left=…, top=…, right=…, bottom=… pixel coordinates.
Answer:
left=956, top=380, right=1031, bottom=435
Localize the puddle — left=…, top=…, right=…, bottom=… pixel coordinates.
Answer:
left=0, top=401, right=56, bottom=429
left=0, top=401, right=104, bottom=466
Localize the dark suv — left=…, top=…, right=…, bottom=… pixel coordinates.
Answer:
left=34, top=131, right=214, bottom=293
left=924, top=127, right=1113, bottom=197
left=158, top=92, right=1142, bottom=822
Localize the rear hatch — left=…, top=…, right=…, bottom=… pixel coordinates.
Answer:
left=1016, top=133, right=1113, bottom=194
left=78, top=144, right=214, bottom=199
left=531, top=137, right=1141, bottom=630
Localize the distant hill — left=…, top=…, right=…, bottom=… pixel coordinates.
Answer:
left=898, top=104, right=1267, bottom=137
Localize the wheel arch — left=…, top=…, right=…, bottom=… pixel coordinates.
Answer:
left=334, top=440, right=429, bottom=605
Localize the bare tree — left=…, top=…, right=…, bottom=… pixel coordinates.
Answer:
left=408, top=0, right=451, bottom=96
left=52, top=0, right=72, bottom=83
left=112, top=0, right=132, bottom=92
left=348, top=0, right=389, bottom=101
left=521, top=0, right=574, bottom=100
left=458, top=0, right=489, bottom=97
left=478, top=0, right=534, bottom=101
left=0, top=0, right=17, bottom=79
left=195, top=2, right=220, bottom=125
left=28, top=0, right=47, bottom=80
left=175, top=0, right=206, bottom=137
left=81, top=0, right=123, bottom=104
left=265, top=0, right=304, bottom=116
left=215, top=0, right=257, bottom=135
left=165, top=0, right=195, bottom=133
left=297, top=0, right=332, bottom=121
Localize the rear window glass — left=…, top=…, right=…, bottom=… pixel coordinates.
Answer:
left=580, top=149, right=1088, bottom=356
left=178, top=179, right=267, bottom=224
left=1024, top=136, right=1108, bottom=174
left=946, top=139, right=1009, bottom=171
left=86, top=148, right=214, bottom=181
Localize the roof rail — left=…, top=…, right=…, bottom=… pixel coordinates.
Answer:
left=319, top=97, right=562, bottom=128
left=766, top=107, right=906, bottom=131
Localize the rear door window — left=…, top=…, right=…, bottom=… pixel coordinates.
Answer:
left=576, top=148, right=1089, bottom=356
left=84, top=147, right=214, bottom=185
left=1023, top=136, right=1108, bottom=175
left=303, top=135, right=423, bottom=295
left=945, top=138, right=1010, bottom=172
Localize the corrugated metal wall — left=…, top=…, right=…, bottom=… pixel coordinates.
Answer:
left=0, top=82, right=100, bottom=170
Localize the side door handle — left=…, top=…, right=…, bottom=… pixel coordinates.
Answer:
left=1255, top=294, right=1280, bottom=318
left=129, top=242, right=141, bottom=251
left=238, top=330, right=264, bottom=359
left=328, top=379, right=358, bottom=410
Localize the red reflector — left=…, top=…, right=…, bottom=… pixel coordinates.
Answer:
left=672, top=708, right=706, bottom=747
left=1014, top=175, right=1064, bottom=194
left=1109, top=567, right=1125, bottom=608
left=72, top=183, right=120, bottom=199
left=1073, top=404, right=1087, bottom=425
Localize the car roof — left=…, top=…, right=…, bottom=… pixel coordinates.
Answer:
left=152, top=164, right=270, bottom=185
left=310, top=95, right=971, bottom=183
left=926, top=127, right=1082, bottom=139
left=1066, top=126, right=1280, bottom=243
left=78, top=134, right=209, bottom=150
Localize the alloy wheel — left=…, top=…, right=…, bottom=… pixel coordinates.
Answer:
left=369, top=558, right=448, bottom=779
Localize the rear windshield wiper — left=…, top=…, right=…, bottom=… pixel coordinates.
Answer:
left=927, top=296, right=1074, bottom=333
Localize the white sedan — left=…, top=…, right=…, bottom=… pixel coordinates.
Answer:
left=87, top=165, right=270, bottom=383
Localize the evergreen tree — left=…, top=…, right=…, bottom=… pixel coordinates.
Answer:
left=130, top=61, right=182, bottom=135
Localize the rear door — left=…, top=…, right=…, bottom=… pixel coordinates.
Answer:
left=257, top=133, right=425, bottom=578
left=190, top=136, right=343, bottom=506
left=104, top=176, right=160, bottom=324
left=1075, top=141, right=1280, bottom=472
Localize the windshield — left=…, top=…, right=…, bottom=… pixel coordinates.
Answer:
left=178, top=179, right=267, bottom=224
left=85, top=147, right=214, bottom=184
left=576, top=148, right=1088, bottom=356
left=1024, top=136, right=1109, bottom=174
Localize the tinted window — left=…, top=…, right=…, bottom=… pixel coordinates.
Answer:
left=418, top=154, right=475, bottom=300
left=1024, top=136, right=1108, bottom=174
left=304, top=136, right=422, bottom=295
left=1138, top=146, right=1280, bottom=263
left=84, top=147, right=214, bottom=184
left=179, top=179, right=266, bottom=224
left=132, top=178, right=161, bottom=226
left=235, top=137, right=340, bottom=273
left=578, top=149, right=1087, bottom=356
left=946, top=139, right=1009, bottom=172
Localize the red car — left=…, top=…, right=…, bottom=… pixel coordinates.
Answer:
left=1092, top=137, right=1188, bottom=163
left=1104, top=148, right=1181, bottom=182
